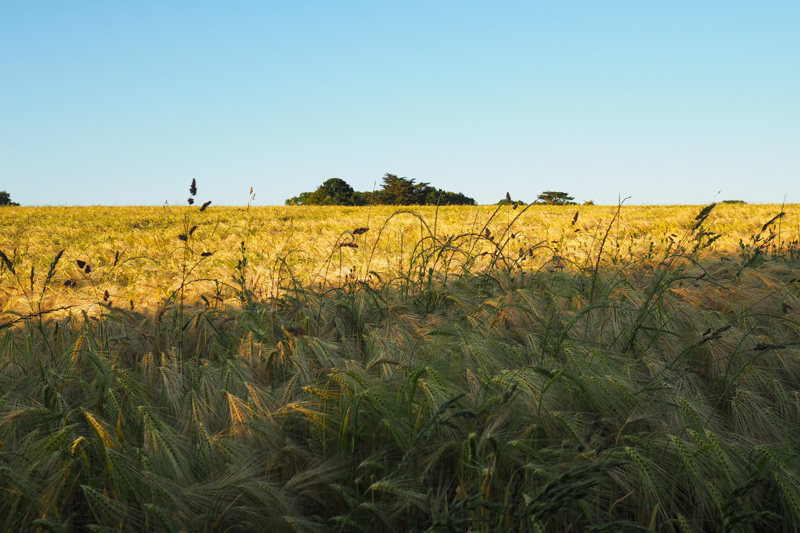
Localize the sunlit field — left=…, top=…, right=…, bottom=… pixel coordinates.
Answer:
left=1, top=202, right=799, bottom=532
left=2, top=203, right=798, bottom=314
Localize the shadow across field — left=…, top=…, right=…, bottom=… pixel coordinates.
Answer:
left=2, top=225, right=800, bottom=532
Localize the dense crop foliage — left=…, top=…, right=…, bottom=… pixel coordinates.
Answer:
left=1, top=203, right=799, bottom=532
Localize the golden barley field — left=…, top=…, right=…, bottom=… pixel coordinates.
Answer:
left=1, top=202, right=800, bottom=532
left=1, top=203, right=797, bottom=315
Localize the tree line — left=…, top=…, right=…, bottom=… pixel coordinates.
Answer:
left=0, top=185, right=593, bottom=208
left=285, top=174, right=476, bottom=206
left=285, top=175, right=594, bottom=207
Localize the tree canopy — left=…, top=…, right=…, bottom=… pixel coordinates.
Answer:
left=536, top=191, right=576, bottom=205
left=374, top=174, right=431, bottom=205
left=0, top=191, right=19, bottom=206
left=286, top=174, right=475, bottom=206
left=285, top=178, right=369, bottom=206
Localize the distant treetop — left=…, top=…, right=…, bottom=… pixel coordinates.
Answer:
left=0, top=191, right=19, bottom=206
left=535, top=191, right=576, bottom=205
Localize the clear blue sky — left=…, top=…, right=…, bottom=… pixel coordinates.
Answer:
left=1, top=2, right=798, bottom=206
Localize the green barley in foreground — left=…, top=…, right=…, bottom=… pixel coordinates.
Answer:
left=1, top=202, right=799, bottom=532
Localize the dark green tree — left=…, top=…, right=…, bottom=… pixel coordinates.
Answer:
left=308, top=178, right=356, bottom=205
left=375, top=174, right=475, bottom=206
left=285, top=191, right=314, bottom=206
left=375, top=174, right=434, bottom=205
left=0, top=191, right=19, bottom=206
left=285, top=178, right=366, bottom=206
left=426, top=189, right=476, bottom=206
left=351, top=190, right=372, bottom=205
left=536, top=191, right=576, bottom=205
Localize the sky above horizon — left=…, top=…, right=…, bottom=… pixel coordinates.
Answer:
left=1, top=2, right=798, bottom=206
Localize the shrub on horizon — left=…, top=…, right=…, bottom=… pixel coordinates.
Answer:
left=0, top=191, right=20, bottom=206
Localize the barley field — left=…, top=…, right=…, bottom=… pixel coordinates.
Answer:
left=1, top=202, right=799, bottom=532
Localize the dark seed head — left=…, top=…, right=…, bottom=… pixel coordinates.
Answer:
left=178, top=234, right=188, bottom=241
left=190, top=179, right=197, bottom=196
left=103, top=290, right=109, bottom=301
left=200, top=252, right=214, bottom=257
left=84, top=265, right=91, bottom=274
left=285, top=326, right=307, bottom=337
left=76, top=260, right=86, bottom=269
left=188, top=198, right=195, bottom=205
left=200, top=201, right=211, bottom=211
left=189, top=225, right=198, bottom=235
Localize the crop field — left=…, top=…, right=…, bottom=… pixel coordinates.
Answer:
left=1, top=202, right=800, bottom=532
